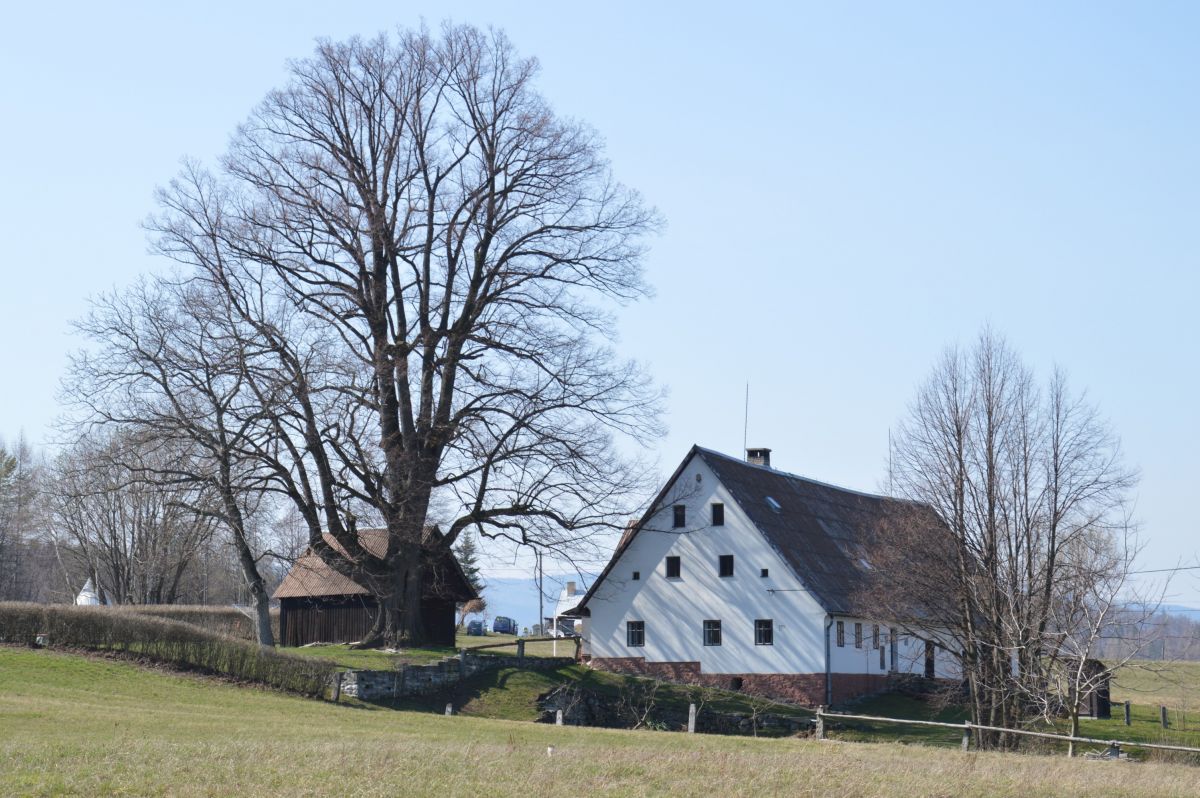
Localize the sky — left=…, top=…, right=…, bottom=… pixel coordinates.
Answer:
left=1, top=2, right=1197, bottom=608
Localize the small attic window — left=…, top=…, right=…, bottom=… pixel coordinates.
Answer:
left=765, top=496, right=782, bottom=513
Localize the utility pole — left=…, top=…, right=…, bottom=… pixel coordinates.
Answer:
left=536, top=550, right=544, bottom=637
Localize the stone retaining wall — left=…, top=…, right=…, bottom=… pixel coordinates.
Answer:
left=340, top=652, right=575, bottom=701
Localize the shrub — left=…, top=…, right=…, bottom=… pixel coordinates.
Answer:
left=118, top=605, right=281, bottom=642
left=0, top=603, right=334, bottom=697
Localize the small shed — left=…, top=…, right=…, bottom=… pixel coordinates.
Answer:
left=1079, top=659, right=1112, bottom=719
left=273, top=527, right=478, bottom=647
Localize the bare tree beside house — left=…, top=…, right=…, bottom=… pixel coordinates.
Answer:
left=862, top=329, right=1140, bottom=749
left=146, top=23, right=663, bottom=646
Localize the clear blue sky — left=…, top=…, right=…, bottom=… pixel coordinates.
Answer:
left=2, top=2, right=1197, bottom=603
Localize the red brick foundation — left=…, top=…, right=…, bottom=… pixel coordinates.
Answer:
left=588, top=657, right=890, bottom=706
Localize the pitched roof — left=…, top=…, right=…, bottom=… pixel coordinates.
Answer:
left=272, top=527, right=478, bottom=602
left=573, top=445, right=944, bottom=616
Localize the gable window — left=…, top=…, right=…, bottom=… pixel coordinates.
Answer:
left=626, top=620, right=645, bottom=647
left=673, top=504, right=686, bottom=528
left=718, top=555, right=734, bottom=578
left=872, top=624, right=880, bottom=649
left=665, top=556, right=681, bottom=579
left=703, top=619, right=722, bottom=646
left=711, top=503, right=724, bottom=526
left=836, top=621, right=845, bottom=647
left=755, top=619, right=774, bottom=646
left=854, top=623, right=863, bottom=649
left=632, top=571, right=640, bottom=581
left=760, top=568, right=769, bottom=578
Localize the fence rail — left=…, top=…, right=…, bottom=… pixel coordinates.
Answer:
left=814, top=707, right=1200, bottom=756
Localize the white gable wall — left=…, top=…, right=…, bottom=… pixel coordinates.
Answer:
left=585, top=456, right=830, bottom=674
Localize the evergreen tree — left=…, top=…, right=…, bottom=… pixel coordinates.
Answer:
left=453, top=534, right=485, bottom=595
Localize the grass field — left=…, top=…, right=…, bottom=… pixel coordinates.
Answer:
left=3, top=647, right=1200, bottom=797
left=1113, top=661, right=1200, bottom=712
left=280, top=633, right=580, bottom=669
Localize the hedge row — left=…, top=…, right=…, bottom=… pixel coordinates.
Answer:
left=120, top=605, right=281, bottom=642
left=0, top=603, right=334, bottom=697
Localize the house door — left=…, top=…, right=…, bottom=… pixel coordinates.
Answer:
left=924, top=640, right=935, bottom=679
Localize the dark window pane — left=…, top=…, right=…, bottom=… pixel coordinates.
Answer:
left=627, top=620, right=645, bottom=647
left=666, top=556, right=681, bottom=579
left=755, top=618, right=773, bottom=646
left=673, top=505, right=686, bottom=528
left=711, top=503, right=724, bottom=526
left=760, top=568, right=769, bottom=578
left=719, top=555, right=734, bottom=577
left=854, top=623, right=863, bottom=649
left=703, top=619, right=722, bottom=646
left=872, top=624, right=880, bottom=649
left=836, top=621, right=845, bottom=647
left=632, top=571, right=640, bottom=581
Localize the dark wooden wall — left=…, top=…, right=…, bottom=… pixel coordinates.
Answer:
left=280, top=595, right=458, bottom=647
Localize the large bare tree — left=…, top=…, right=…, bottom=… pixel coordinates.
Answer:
left=864, top=329, right=1139, bottom=748
left=146, top=24, right=662, bottom=645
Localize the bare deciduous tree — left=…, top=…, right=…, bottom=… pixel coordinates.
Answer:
left=146, top=23, right=663, bottom=646
left=864, top=329, right=1141, bottom=749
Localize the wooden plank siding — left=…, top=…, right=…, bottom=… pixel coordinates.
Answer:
left=279, top=596, right=460, bottom=647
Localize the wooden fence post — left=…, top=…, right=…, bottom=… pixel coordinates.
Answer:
left=815, top=706, right=825, bottom=740
left=575, top=636, right=582, bottom=661
left=331, top=672, right=342, bottom=702
left=1124, top=701, right=1131, bottom=726
left=688, top=703, right=697, bottom=734
left=517, top=639, right=525, bottom=667
left=961, top=721, right=971, bottom=752
left=1160, top=706, right=1169, bottom=729
left=556, top=709, right=564, bottom=726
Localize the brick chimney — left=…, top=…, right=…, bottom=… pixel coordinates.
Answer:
left=746, top=448, right=772, bottom=468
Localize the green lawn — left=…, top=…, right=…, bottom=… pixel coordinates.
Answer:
left=279, top=632, right=580, bottom=669
left=4, top=647, right=1200, bottom=797
left=828, top=692, right=1200, bottom=761
left=1113, top=660, right=1200, bottom=713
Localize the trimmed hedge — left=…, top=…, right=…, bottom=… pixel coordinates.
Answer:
left=120, top=605, right=281, bottom=642
left=0, top=603, right=334, bottom=697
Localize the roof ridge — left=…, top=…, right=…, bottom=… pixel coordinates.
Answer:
left=693, top=445, right=901, bottom=502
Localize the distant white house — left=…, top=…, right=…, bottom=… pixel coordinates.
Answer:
left=567, top=446, right=960, bottom=706
left=545, top=581, right=585, bottom=637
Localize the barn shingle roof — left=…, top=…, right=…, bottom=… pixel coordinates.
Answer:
left=272, top=527, right=478, bottom=602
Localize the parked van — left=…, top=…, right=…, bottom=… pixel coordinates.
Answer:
left=466, top=620, right=485, bottom=636
left=492, top=616, right=518, bottom=635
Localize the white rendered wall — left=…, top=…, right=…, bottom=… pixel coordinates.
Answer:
left=585, top=456, right=830, bottom=674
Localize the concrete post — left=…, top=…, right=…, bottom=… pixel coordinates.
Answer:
left=815, top=706, right=825, bottom=740
left=1161, top=706, right=1169, bottom=729
left=688, top=703, right=697, bottom=734
left=445, top=703, right=454, bottom=716
left=556, top=709, right=563, bottom=726
left=961, top=721, right=970, bottom=752
left=517, top=639, right=525, bottom=667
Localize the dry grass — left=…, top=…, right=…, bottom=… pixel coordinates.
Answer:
left=1113, top=660, right=1200, bottom=712
left=1, top=647, right=1198, bottom=797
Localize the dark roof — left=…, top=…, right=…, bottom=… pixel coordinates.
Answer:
left=573, top=445, right=944, bottom=616
left=273, top=526, right=478, bottom=602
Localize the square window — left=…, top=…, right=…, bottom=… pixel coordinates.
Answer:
left=626, top=620, right=645, bottom=647
left=673, top=504, right=686, bottom=528
left=711, top=503, right=724, bottom=526
left=703, top=619, right=722, bottom=646
left=718, top=554, right=734, bottom=578
left=755, top=618, right=773, bottom=646
left=632, top=571, right=640, bottom=581
left=836, top=621, right=845, bottom=647
left=760, top=568, right=769, bottom=578
left=854, top=622, right=863, bottom=649
left=665, top=556, right=681, bottom=579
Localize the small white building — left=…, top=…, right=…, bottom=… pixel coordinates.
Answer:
left=568, top=446, right=960, bottom=706
left=74, top=577, right=106, bottom=606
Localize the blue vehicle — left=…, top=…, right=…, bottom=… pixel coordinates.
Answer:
left=466, top=620, right=485, bottom=636
left=492, top=616, right=518, bottom=635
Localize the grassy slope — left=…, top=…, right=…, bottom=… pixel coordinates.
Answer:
left=1113, top=661, right=1200, bottom=712
left=2, top=648, right=1200, bottom=797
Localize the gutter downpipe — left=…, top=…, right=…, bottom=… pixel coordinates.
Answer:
left=824, top=614, right=833, bottom=706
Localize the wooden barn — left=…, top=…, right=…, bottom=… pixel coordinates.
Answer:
left=273, top=527, right=478, bottom=647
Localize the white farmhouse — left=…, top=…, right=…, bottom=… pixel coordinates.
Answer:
left=568, top=446, right=960, bottom=706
